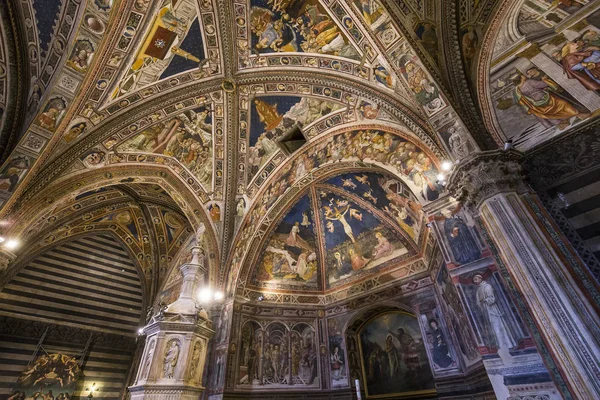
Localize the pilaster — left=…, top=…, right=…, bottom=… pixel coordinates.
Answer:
left=447, top=150, right=600, bottom=400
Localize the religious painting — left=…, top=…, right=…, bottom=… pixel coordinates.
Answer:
left=81, top=149, right=106, bottom=168
left=491, top=59, right=592, bottom=150
left=328, top=315, right=349, bottom=388
left=67, top=38, right=95, bottom=73
left=320, top=189, right=409, bottom=287
left=415, top=22, right=439, bottom=61
left=435, top=265, right=481, bottom=366
left=391, top=51, right=445, bottom=115
left=419, top=307, right=459, bottom=373
left=352, top=0, right=398, bottom=44
left=113, top=0, right=209, bottom=98
left=118, top=105, right=213, bottom=187
left=457, top=269, right=529, bottom=356
left=490, top=5, right=600, bottom=150
left=358, top=312, right=435, bottom=398
left=248, top=95, right=343, bottom=180
left=64, top=121, right=88, bottom=143
left=256, top=129, right=442, bottom=212
left=324, top=172, right=424, bottom=242
left=460, top=25, right=479, bottom=71
left=0, top=155, right=32, bottom=193
left=249, top=0, right=360, bottom=60
left=9, top=353, right=81, bottom=399
left=237, top=320, right=319, bottom=388
left=437, top=120, right=476, bottom=161
left=434, top=207, right=482, bottom=266
left=36, top=97, right=67, bottom=132
left=253, top=194, right=320, bottom=290
left=91, top=210, right=140, bottom=240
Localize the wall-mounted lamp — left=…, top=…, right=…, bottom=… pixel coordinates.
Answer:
left=85, top=383, right=99, bottom=398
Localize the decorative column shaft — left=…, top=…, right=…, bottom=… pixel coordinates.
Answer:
left=129, top=238, right=214, bottom=400
left=447, top=150, right=600, bottom=399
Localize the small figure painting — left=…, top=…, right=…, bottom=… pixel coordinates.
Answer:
left=424, top=316, right=456, bottom=370
left=394, top=54, right=445, bottom=115
left=329, top=316, right=348, bottom=388
left=81, top=150, right=106, bottom=168
left=36, top=97, right=67, bottom=131
left=64, top=122, right=87, bottom=143
left=359, top=312, right=435, bottom=398
left=415, top=22, right=439, bottom=61
left=0, top=155, right=31, bottom=193
left=437, top=208, right=481, bottom=265
left=209, top=203, right=221, bottom=222
left=67, top=39, right=95, bottom=73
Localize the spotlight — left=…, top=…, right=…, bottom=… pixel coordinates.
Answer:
left=504, top=140, right=513, bottom=150
left=0, top=237, right=4, bottom=243
left=4, top=239, right=19, bottom=250
left=441, top=161, right=453, bottom=171
left=257, top=295, right=265, bottom=302
left=198, top=287, right=213, bottom=304
left=137, top=328, right=145, bottom=335
left=214, top=291, right=224, bottom=301
left=436, top=173, right=445, bottom=181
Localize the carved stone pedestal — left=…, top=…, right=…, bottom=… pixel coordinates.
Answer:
left=129, top=243, right=215, bottom=400
left=129, top=314, right=214, bottom=400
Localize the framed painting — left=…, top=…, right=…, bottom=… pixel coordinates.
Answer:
left=358, top=311, right=436, bottom=398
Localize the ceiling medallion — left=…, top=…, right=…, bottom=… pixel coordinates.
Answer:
left=221, top=79, right=236, bottom=93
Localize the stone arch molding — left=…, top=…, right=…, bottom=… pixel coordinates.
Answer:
left=13, top=71, right=444, bottom=212
left=4, top=162, right=221, bottom=285
left=227, top=123, right=443, bottom=297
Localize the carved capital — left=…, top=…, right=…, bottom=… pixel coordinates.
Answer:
left=0, top=249, right=16, bottom=273
left=446, top=150, right=529, bottom=209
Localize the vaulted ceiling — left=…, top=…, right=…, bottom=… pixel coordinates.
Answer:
left=0, top=0, right=599, bottom=303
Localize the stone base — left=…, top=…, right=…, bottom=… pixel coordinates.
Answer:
left=129, top=384, right=205, bottom=400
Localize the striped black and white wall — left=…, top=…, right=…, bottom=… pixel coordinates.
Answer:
left=525, top=123, right=600, bottom=285
left=0, top=234, right=144, bottom=400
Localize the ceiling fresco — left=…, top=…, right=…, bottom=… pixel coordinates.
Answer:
left=488, top=2, right=600, bottom=150
left=2, top=0, right=597, bottom=302
left=248, top=170, right=423, bottom=294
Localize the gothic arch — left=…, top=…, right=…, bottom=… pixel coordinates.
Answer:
left=4, top=162, right=221, bottom=284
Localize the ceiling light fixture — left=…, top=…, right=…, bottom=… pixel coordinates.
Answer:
left=4, top=239, right=19, bottom=250
left=441, top=161, right=453, bottom=171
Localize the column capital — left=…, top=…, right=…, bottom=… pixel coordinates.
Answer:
left=0, top=249, right=16, bottom=273
left=446, top=149, right=529, bottom=209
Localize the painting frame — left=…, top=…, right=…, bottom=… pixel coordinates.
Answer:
left=357, top=310, right=437, bottom=399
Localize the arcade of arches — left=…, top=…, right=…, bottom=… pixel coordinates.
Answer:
left=0, top=0, right=600, bottom=399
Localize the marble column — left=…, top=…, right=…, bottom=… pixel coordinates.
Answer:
left=447, top=149, right=600, bottom=400
left=129, top=243, right=215, bottom=400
